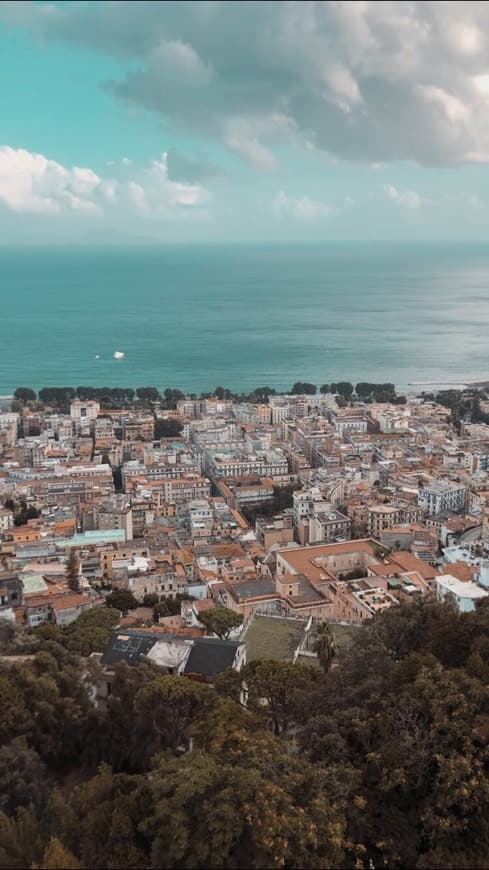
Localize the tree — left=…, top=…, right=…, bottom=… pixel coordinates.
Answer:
left=319, top=383, right=331, bottom=394
left=152, top=594, right=194, bottom=623
left=291, top=381, right=317, bottom=395
left=65, top=550, right=80, bottom=594
left=14, top=387, right=36, bottom=403
left=135, top=675, right=212, bottom=755
left=59, top=765, right=152, bottom=869
left=105, top=662, right=161, bottom=772
left=0, top=738, right=50, bottom=817
left=197, top=607, right=243, bottom=639
left=142, top=593, right=159, bottom=608
left=163, top=388, right=185, bottom=408
left=38, top=387, right=75, bottom=409
left=37, top=837, right=80, bottom=869
left=9, top=499, right=41, bottom=527
left=105, top=590, right=138, bottom=613
left=250, top=386, right=276, bottom=402
left=0, top=671, right=32, bottom=745
left=243, top=660, right=321, bottom=736
left=311, top=621, right=336, bottom=671
left=334, top=381, right=354, bottom=398
left=145, top=741, right=345, bottom=870
left=154, top=418, right=183, bottom=439
left=61, top=607, right=120, bottom=657
left=0, top=806, right=44, bottom=870
left=136, top=387, right=160, bottom=403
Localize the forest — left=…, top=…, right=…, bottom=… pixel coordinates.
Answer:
left=1, top=597, right=489, bottom=869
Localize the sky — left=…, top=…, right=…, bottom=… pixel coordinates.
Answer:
left=1, top=1, right=489, bottom=243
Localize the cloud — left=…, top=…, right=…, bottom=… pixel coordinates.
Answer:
left=166, top=149, right=223, bottom=183
left=383, top=184, right=422, bottom=210
left=7, top=1, right=489, bottom=167
left=273, top=190, right=332, bottom=220
left=0, top=146, right=207, bottom=218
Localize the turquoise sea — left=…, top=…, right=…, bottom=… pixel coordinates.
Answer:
left=1, top=242, right=489, bottom=395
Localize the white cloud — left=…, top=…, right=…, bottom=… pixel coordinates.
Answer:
left=9, top=1, right=489, bottom=167
left=223, top=133, right=277, bottom=171
left=417, top=85, right=469, bottom=125
left=383, top=184, right=422, bottom=210
left=0, top=146, right=207, bottom=218
left=273, top=190, right=332, bottom=220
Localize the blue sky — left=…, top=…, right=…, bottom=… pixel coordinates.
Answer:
left=1, top=1, right=489, bottom=243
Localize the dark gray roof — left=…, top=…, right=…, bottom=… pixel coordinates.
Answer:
left=101, top=628, right=160, bottom=665
left=228, top=579, right=276, bottom=602
left=100, top=628, right=240, bottom=673
left=184, top=637, right=241, bottom=677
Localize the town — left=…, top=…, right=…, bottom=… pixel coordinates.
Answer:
left=2, top=380, right=489, bottom=676
left=2, top=380, right=489, bottom=869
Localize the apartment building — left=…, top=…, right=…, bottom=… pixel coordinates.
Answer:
left=418, top=481, right=466, bottom=515
left=308, top=509, right=351, bottom=544
left=367, top=502, right=423, bottom=537
left=206, top=449, right=289, bottom=481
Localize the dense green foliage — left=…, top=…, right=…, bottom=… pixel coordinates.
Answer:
left=197, top=607, right=243, bottom=639
left=291, top=381, right=317, bottom=395
left=136, top=387, right=160, bottom=403
left=105, top=590, right=139, bottom=613
left=3, top=499, right=41, bottom=527
left=65, top=550, right=81, bottom=594
left=13, top=387, right=36, bottom=403
left=36, top=608, right=120, bottom=657
left=13, top=379, right=418, bottom=412
left=152, top=594, right=194, bottom=622
left=2, top=599, right=489, bottom=868
left=154, top=418, right=184, bottom=439
left=38, top=387, right=76, bottom=409
left=434, top=388, right=489, bottom=430
left=242, top=483, right=297, bottom=523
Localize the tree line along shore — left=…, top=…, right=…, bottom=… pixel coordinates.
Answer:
left=11, top=381, right=406, bottom=409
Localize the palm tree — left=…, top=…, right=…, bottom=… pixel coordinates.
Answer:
left=312, top=621, right=336, bottom=672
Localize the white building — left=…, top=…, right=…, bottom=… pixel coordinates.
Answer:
left=418, top=481, right=466, bottom=516
left=70, top=399, right=100, bottom=432
left=435, top=574, right=488, bottom=612
left=331, top=411, right=368, bottom=437
left=207, top=449, right=289, bottom=480
left=0, top=507, right=14, bottom=533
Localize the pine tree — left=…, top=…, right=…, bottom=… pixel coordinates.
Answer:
left=65, top=549, right=80, bottom=594
left=39, top=837, right=80, bottom=869
left=312, top=621, right=336, bottom=671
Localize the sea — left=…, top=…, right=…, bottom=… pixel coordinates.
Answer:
left=1, top=241, right=489, bottom=396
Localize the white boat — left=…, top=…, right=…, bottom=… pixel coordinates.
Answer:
left=95, top=354, right=100, bottom=360
left=113, top=351, right=125, bottom=360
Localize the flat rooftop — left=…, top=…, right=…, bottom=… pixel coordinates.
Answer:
left=58, top=529, right=126, bottom=548
left=243, top=614, right=307, bottom=662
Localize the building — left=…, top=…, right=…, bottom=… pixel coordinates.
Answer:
left=367, top=502, right=423, bottom=537
left=331, top=409, right=368, bottom=437
left=418, top=481, right=466, bottom=516
left=255, top=513, right=294, bottom=549
left=70, top=400, right=100, bottom=433
left=435, top=574, right=488, bottom=612
left=308, top=510, right=351, bottom=544
left=0, top=508, right=14, bottom=534
left=100, top=628, right=246, bottom=681
left=0, top=571, right=23, bottom=612
left=206, top=449, right=289, bottom=481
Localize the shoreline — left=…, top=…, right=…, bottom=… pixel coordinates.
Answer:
left=2, top=377, right=488, bottom=405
